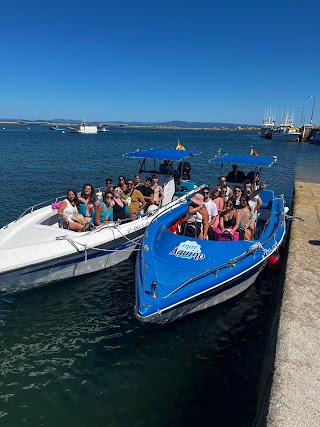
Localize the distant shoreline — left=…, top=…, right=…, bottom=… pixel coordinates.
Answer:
left=0, top=121, right=259, bottom=132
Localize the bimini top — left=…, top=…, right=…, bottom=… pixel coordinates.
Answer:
left=123, top=149, right=201, bottom=161
left=209, top=154, right=277, bottom=168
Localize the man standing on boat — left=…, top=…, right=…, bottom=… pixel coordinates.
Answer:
left=226, top=165, right=246, bottom=183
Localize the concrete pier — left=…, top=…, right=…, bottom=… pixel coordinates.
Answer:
left=258, top=181, right=320, bottom=426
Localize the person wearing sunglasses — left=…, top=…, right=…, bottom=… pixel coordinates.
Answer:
left=118, top=175, right=127, bottom=192
left=113, top=187, right=129, bottom=221
left=102, top=178, right=114, bottom=201
left=219, top=197, right=238, bottom=234
left=211, top=186, right=225, bottom=215
left=236, top=195, right=254, bottom=240
left=202, top=187, right=218, bottom=240
left=91, top=191, right=114, bottom=226
left=219, top=176, right=233, bottom=199
left=232, top=185, right=244, bottom=208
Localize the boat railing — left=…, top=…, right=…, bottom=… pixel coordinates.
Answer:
left=14, top=186, right=107, bottom=224
left=163, top=196, right=286, bottom=299
left=15, top=195, right=67, bottom=222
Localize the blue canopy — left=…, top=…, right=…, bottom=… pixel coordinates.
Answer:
left=123, top=149, right=201, bottom=161
left=209, top=154, right=277, bottom=168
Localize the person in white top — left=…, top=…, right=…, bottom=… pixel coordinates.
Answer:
left=58, top=189, right=84, bottom=232
left=202, top=187, right=218, bottom=240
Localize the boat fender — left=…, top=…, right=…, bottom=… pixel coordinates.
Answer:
left=52, top=201, right=62, bottom=210
left=267, top=247, right=284, bottom=270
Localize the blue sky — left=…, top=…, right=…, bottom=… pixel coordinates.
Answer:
left=1, top=0, right=319, bottom=125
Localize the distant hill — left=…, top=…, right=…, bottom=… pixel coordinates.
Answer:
left=0, top=118, right=258, bottom=127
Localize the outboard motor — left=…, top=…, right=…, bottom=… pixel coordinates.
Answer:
left=178, top=161, right=191, bottom=180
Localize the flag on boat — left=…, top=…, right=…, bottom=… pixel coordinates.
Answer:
left=250, top=148, right=259, bottom=156
left=176, top=140, right=186, bottom=150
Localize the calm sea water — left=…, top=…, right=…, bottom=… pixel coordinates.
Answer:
left=0, top=126, right=319, bottom=426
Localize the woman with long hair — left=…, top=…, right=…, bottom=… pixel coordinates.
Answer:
left=90, top=192, right=113, bottom=226
left=58, top=189, right=84, bottom=232
left=78, top=183, right=99, bottom=221
left=211, top=186, right=225, bottom=214
left=218, top=197, right=237, bottom=233
left=112, top=187, right=128, bottom=221
left=236, top=195, right=254, bottom=240
left=118, top=176, right=127, bottom=192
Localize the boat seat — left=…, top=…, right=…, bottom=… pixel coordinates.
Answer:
left=39, top=213, right=60, bottom=227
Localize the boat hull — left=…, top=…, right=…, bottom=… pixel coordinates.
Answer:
left=272, top=133, right=300, bottom=142
left=0, top=231, right=141, bottom=294
left=310, top=132, right=320, bottom=145
left=135, top=257, right=265, bottom=324
left=135, top=189, right=286, bottom=324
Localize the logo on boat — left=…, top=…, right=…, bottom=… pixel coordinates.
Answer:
left=169, top=240, right=205, bottom=261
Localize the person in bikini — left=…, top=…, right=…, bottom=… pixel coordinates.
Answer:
left=219, top=197, right=238, bottom=235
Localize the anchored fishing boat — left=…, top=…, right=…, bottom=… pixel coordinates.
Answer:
left=272, top=113, right=300, bottom=142
left=69, top=120, right=98, bottom=134
left=135, top=154, right=286, bottom=324
left=0, top=148, right=200, bottom=294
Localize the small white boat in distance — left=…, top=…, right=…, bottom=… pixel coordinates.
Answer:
left=71, top=120, right=98, bottom=134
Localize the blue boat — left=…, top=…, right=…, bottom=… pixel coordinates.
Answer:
left=50, top=125, right=65, bottom=131
left=135, top=154, right=286, bottom=324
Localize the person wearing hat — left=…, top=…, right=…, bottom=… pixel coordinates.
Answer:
left=186, top=193, right=209, bottom=239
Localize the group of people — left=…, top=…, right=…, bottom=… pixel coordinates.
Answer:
left=186, top=169, right=266, bottom=241
left=58, top=175, right=165, bottom=232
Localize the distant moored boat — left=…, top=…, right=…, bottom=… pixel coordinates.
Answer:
left=50, top=125, right=65, bottom=131
left=70, top=120, right=98, bottom=134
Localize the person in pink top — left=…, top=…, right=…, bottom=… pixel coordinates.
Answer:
left=211, top=186, right=225, bottom=215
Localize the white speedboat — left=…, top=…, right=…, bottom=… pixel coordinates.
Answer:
left=0, top=148, right=200, bottom=294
